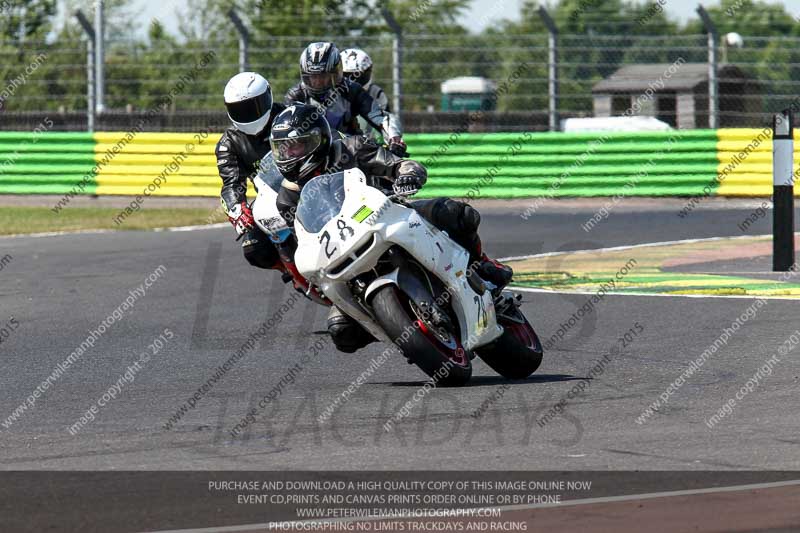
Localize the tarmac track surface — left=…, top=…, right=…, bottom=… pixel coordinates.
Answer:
left=0, top=199, right=798, bottom=532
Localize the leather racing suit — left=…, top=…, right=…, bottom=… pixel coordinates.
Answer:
left=284, top=80, right=401, bottom=141
left=216, top=101, right=287, bottom=270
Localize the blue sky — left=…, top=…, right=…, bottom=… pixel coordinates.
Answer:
left=118, top=0, right=800, bottom=36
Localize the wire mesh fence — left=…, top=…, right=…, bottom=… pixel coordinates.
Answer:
left=1, top=30, right=798, bottom=132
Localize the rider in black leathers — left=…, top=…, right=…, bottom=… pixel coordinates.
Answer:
left=216, top=72, right=287, bottom=272
left=269, top=104, right=513, bottom=353
left=285, top=41, right=407, bottom=157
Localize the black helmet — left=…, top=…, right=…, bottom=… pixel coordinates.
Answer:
left=300, top=42, right=343, bottom=99
left=269, top=104, right=332, bottom=184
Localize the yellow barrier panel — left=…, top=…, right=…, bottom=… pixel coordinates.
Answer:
left=95, top=143, right=217, bottom=156
left=716, top=128, right=787, bottom=197
left=96, top=163, right=218, bottom=176
left=93, top=132, right=223, bottom=144
left=93, top=132, right=222, bottom=196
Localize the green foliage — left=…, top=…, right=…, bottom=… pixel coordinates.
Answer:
left=0, top=0, right=56, bottom=41
left=3, top=0, right=800, bottom=116
left=683, top=0, right=797, bottom=37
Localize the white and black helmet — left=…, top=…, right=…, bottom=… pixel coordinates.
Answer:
left=340, top=48, right=373, bottom=89
left=223, top=72, right=273, bottom=135
left=300, top=42, right=343, bottom=98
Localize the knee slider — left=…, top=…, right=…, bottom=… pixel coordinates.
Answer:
left=243, top=242, right=279, bottom=270
left=327, top=315, right=353, bottom=337
left=436, top=199, right=480, bottom=233
left=460, top=204, right=481, bottom=233
left=327, top=315, right=372, bottom=353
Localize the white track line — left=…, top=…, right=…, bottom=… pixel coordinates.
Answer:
left=158, top=223, right=228, bottom=232
left=497, top=233, right=784, bottom=262
left=512, top=286, right=800, bottom=301
left=140, top=479, right=800, bottom=533
left=501, top=233, right=800, bottom=300
left=0, top=223, right=228, bottom=240
left=0, top=228, right=117, bottom=239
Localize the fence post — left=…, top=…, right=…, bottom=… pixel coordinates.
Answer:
left=227, top=9, right=250, bottom=72
left=94, top=0, right=105, bottom=114
left=697, top=5, right=718, bottom=129
left=74, top=10, right=95, bottom=133
left=381, top=7, right=403, bottom=116
left=773, top=109, right=795, bottom=271
left=538, top=6, right=559, bottom=131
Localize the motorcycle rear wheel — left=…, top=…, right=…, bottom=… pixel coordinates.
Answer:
left=371, top=286, right=472, bottom=387
left=477, top=312, right=543, bottom=380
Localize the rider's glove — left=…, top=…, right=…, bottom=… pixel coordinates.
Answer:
left=393, top=172, right=426, bottom=196
left=227, top=202, right=255, bottom=236
left=387, top=136, right=408, bottom=157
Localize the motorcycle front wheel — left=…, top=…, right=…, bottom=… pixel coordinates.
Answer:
left=371, top=286, right=472, bottom=387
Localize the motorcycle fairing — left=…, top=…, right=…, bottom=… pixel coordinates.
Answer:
left=294, top=168, right=502, bottom=351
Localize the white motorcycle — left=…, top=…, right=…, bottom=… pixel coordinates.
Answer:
left=292, top=168, right=543, bottom=386
left=250, top=153, right=330, bottom=306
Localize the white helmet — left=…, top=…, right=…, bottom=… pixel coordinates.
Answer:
left=340, top=48, right=373, bottom=89
left=223, top=72, right=273, bottom=135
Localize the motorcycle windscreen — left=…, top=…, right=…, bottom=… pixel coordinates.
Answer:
left=255, top=152, right=284, bottom=193
left=296, top=172, right=346, bottom=233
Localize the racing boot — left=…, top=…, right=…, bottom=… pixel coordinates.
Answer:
left=470, top=253, right=514, bottom=295
left=327, top=307, right=377, bottom=353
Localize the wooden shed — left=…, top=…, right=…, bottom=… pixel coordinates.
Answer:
left=592, top=63, right=760, bottom=128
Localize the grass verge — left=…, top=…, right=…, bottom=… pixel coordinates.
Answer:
left=0, top=207, right=228, bottom=236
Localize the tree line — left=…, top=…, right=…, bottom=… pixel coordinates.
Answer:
left=1, top=0, right=798, bottom=114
